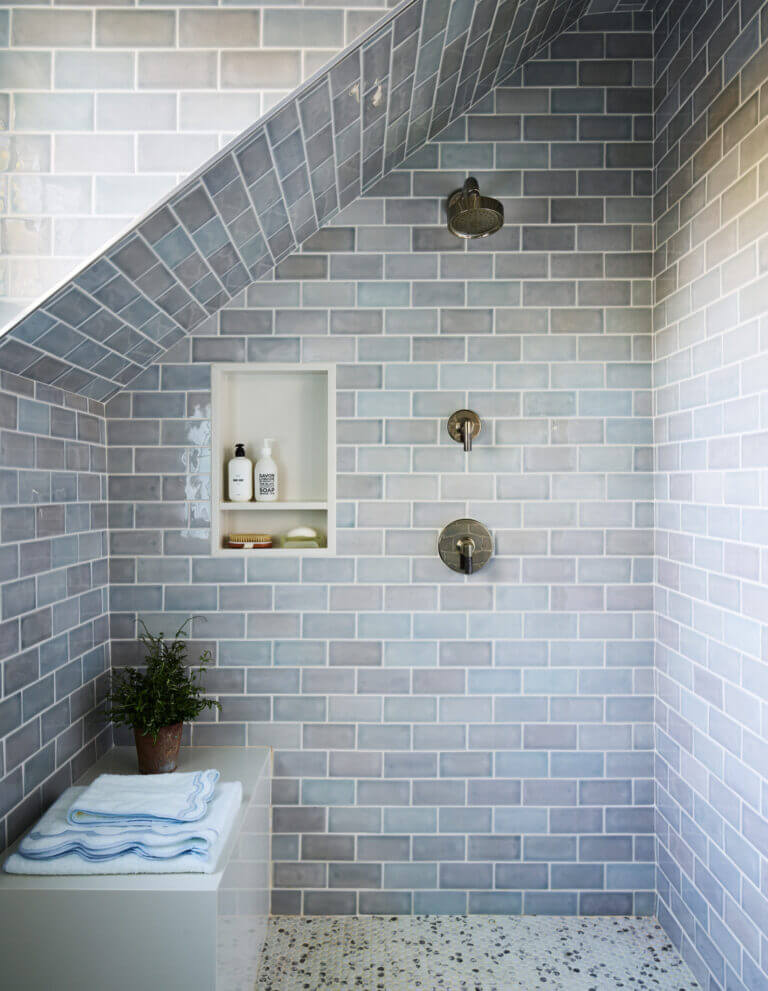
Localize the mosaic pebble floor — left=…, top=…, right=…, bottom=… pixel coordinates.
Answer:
left=255, top=915, right=699, bottom=990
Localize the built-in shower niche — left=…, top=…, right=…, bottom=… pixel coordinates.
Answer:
left=211, top=363, right=336, bottom=556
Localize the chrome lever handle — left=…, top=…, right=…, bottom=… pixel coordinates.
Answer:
left=457, top=537, right=475, bottom=575
left=461, top=418, right=473, bottom=452
left=448, top=410, right=481, bottom=452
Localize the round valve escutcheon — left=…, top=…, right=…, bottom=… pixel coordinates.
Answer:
left=438, top=519, right=493, bottom=575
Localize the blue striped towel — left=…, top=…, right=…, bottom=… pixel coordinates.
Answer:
left=4, top=782, right=241, bottom=874
left=66, top=769, right=220, bottom=826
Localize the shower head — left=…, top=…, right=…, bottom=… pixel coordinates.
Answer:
left=447, top=177, right=504, bottom=239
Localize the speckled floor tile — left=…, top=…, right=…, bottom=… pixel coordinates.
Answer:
left=255, top=915, right=699, bottom=990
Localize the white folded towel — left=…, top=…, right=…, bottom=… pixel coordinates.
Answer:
left=3, top=782, right=242, bottom=875
left=67, top=768, right=219, bottom=826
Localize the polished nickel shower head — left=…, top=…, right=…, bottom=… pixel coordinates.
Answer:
left=447, top=177, right=504, bottom=239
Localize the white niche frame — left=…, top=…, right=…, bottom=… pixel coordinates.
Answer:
left=211, top=362, right=336, bottom=556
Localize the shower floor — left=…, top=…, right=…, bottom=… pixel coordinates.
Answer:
left=255, top=914, right=699, bottom=990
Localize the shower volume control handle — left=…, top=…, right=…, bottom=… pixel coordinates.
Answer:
left=456, top=536, right=475, bottom=575
left=460, top=418, right=473, bottom=452
left=448, top=410, right=481, bottom=453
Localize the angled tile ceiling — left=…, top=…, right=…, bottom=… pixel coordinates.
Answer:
left=588, top=0, right=654, bottom=9
left=0, top=0, right=609, bottom=401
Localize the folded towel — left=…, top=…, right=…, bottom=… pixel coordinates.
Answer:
left=67, top=768, right=220, bottom=826
left=19, top=781, right=240, bottom=862
left=4, top=782, right=242, bottom=875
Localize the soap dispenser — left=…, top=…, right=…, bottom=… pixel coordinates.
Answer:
left=255, top=438, right=278, bottom=502
left=227, top=443, right=252, bottom=502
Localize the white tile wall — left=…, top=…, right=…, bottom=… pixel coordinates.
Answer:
left=0, top=1, right=393, bottom=325
left=653, top=0, right=768, bottom=988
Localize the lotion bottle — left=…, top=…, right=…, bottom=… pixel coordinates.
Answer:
left=227, top=443, right=253, bottom=502
left=255, top=438, right=278, bottom=502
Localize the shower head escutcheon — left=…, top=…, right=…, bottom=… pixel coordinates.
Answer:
left=447, top=176, right=504, bottom=239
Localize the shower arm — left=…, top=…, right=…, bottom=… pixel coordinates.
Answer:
left=464, top=178, right=480, bottom=211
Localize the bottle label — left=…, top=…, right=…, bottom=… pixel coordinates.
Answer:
left=259, top=473, right=275, bottom=496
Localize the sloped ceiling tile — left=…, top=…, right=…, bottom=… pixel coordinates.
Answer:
left=0, top=0, right=625, bottom=401
left=588, top=0, right=655, bottom=10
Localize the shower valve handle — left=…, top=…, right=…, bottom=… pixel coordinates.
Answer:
left=438, top=519, right=492, bottom=576
left=448, top=410, right=481, bottom=452
left=461, top=417, right=474, bottom=452
left=457, top=537, right=475, bottom=575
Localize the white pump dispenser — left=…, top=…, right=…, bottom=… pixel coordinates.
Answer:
left=255, top=438, right=278, bottom=502
left=227, top=443, right=253, bottom=502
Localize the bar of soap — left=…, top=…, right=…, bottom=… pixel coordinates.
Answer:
left=284, top=525, right=323, bottom=549
left=286, top=526, right=318, bottom=539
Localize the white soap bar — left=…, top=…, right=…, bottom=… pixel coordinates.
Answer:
left=286, top=526, right=318, bottom=539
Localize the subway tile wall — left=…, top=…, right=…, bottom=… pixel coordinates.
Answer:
left=652, top=0, right=768, bottom=988
left=0, top=0, right=592, bottom=404
left=106, top=12, right=658, bottom=915
left=0, top=0, right=393, bottom=325
left=0, top=374, right=110, bottom=851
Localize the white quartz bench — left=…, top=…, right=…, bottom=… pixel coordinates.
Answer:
left=0, top=746, right=271, bottom=991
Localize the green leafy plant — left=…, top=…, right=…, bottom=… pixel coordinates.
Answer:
left=107, top=618, right=221, bottom=741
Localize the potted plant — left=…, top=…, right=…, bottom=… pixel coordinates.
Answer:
left=106, top=618, right=221, bottom=773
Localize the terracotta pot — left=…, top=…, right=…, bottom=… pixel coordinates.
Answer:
left=133, top=722, right=183, bottom=774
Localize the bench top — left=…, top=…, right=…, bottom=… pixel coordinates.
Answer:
left=0, top=746, right=270, bottom=893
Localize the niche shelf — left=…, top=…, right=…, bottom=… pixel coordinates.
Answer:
left=211, top=363, right=336, bottom=556
left=218, top=502, right=328, bottom=511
